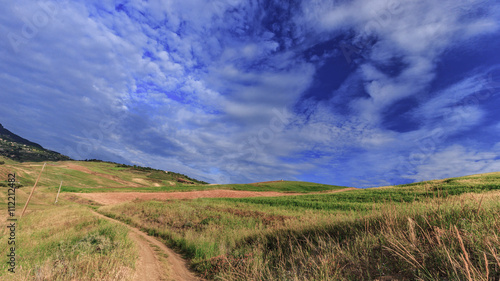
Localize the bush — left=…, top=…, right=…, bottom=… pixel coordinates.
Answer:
left=0, top=160, right=4, bottom=165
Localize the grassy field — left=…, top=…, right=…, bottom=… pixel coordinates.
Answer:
left=0, top=157, right=207, bottom=190
left=100, top=173, right=500, bottom=280
left=58, top=181, right=349, bottom=193
left=2, top=156, right=500, bottom=280
left=0, top=188, right=137, bottom=281
left=0, top=158, right=348, bottom=193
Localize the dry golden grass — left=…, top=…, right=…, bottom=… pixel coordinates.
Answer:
left=102, top=190, right=500, bottom=280
left=0, top=202, right=137, bottom=280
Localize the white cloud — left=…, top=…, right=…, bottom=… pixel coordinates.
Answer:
left=297, top=0, right=500, bottom=124
left=405, top=144, right=500, bottom=181
left=0, top=0, right=498, bottom=185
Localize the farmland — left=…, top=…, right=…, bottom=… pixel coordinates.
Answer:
left=100, top=172, right=500, bottom=280
left=1, top=157, right=499, bottom=280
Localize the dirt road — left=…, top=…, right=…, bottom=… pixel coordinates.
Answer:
left=92, top=211, right=202, bottom=281
left=76, top=188, right=358, bottom=205
left=80, top=188, right=356, bottom=280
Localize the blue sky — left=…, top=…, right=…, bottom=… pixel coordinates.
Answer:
left=1, top=0, right=499, bottom=187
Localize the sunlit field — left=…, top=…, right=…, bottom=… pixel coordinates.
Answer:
left=100, top=173, right=500, bottom=280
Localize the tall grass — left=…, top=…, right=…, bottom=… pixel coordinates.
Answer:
left=220, top=192, right=500, bottom=280
left=101, top=186, right=500, bottom=280
left=0, top=204, right=137, bottom=280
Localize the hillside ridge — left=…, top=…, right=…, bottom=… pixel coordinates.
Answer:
left=0, top=123, right=71, bottom=162
left=0, top=123, right=43, bottom=149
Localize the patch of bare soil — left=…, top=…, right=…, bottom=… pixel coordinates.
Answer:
left=62, top=194, right=103, bottom=206
left=74, top=188, right=358, bottom=206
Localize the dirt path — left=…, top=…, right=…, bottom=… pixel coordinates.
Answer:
left=76, top=188, right=358, bottom=205
left=92, top=211, right=202, bottom=281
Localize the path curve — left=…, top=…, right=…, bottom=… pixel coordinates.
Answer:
left=77, top=188, right=358, bottom=205
left=92, top=211, right=202, bottom=281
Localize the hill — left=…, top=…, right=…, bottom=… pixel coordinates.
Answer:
left=0, top=123, right=71, bottom=162
left=1, top=124, right=498, bottom=280
left=0, top=157, right=499, bottom=280
left=0, top=158, right=210, bottom=190
left=0, top=158, right=346, bottom=192
left=0, top=123, right=208, bottom=185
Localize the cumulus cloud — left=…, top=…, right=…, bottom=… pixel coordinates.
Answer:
left=0, top=0, right=499, bottom=185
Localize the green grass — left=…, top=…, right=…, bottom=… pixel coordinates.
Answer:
left=0, top=174, right=137, bottom=281
left=2, top=159, right=348, bottom=194
left=99, top=173, right=500, bottom=280
left=58, top=180, right=349, bottom=193
left=221, top=175, right=500, bottom=211
left=0, top=159, right=211, bottom=192
left=3, top=156, right=500, bottom=280
left=0, top=155, right=18, bottom=165
left=56, top=181, right=349, bottom=193
left=0, top=203, right=136, bottom=280
left=213, top=181, right=349, bottom=193
left=1, top=161, right=128, bottom=189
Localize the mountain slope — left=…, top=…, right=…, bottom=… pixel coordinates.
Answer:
left=0, top=123, right=71, bottom=162
left=0, top=123, right=44, bottom=148
left=0, top=123, right=209, bottom=185
left=0, top=158, right=210, bottom=189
